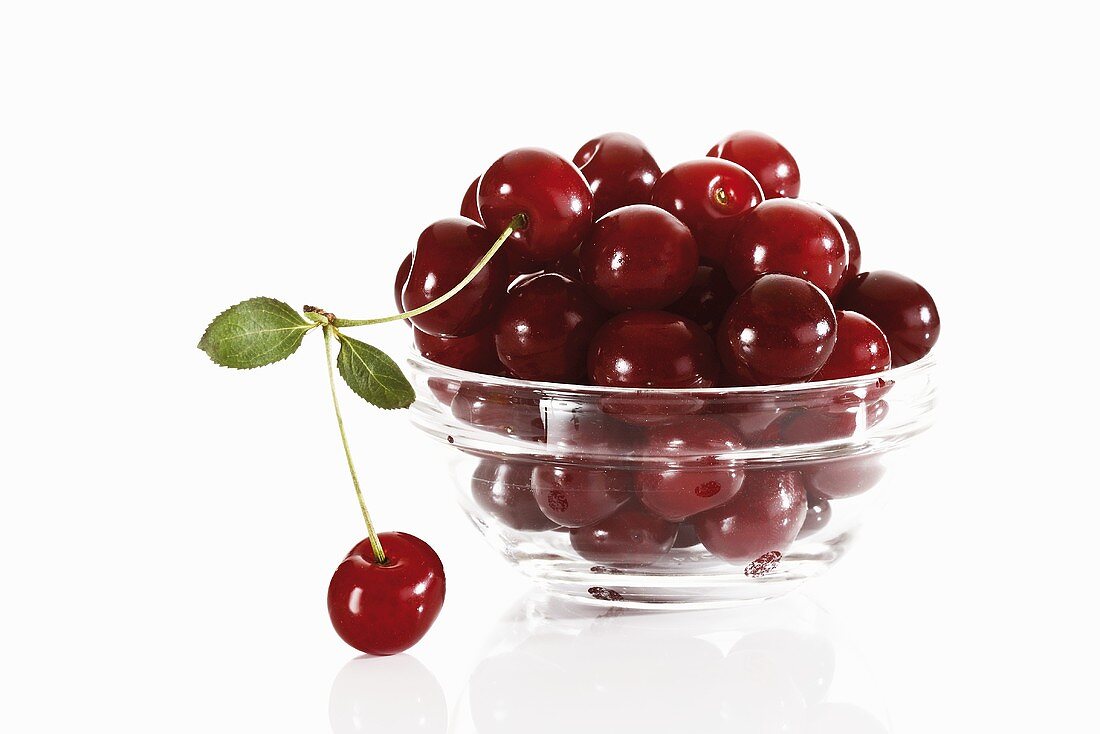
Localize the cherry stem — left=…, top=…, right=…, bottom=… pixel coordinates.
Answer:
left=332, top=213, right=526, bottom=329
left=322, top=324, right=387, bottom=564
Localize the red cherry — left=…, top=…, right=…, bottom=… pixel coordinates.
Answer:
left=812, top=311, right=891, bottom=381
left=717, top=274, right=838, bottom=386
left=770, top=398, right=889, bottom=446
left=668, top=265, right=737, bottom=335
left=579, top=204, right=698, bottom=312
left=493, top=273, right=607, bottom=383
left=797, top=492, right=832, bottom=538
left=801, top=455, right=886, bottom=499
left=569, top=501, right=677, bottom=566
left=531, top=463, right=632, bottom=528
left=637, top=417, right=747, bottom=521
left=725, top=199, right=849, bottom=298
left=450, top=383, right=545, bottom=441
left=838, top=270, right=940, bottom=366
left=707, top=130, right=800, bottom=199
left=327, top=532, right=445, bottom=656
left=413, top=327, right=504, bottom=375
left=573, top=132, right=662, bottom=218
left=673, top=523, right=701, bottom=548
left=589, top=311, right=720, bottom=389
left=471, top=458, right=556, bottom=531
left=551, top=246, right=583, bottom=282
left=478, top=148, right=594, bottom=262
left=402, top=218, right=508, bottom=337
left=650, top=159, right=764, bottom=264
left=394, top=252, right=412, bottom=326
left=826, top=208, right=861, bottom=295
left=692, top=470, right=807, bottom=563
left=589, top=311, right=720, bottom=424
left=460, top=177, right=483, bottom=223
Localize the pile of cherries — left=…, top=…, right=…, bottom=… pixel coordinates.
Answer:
left=396, top=131, right=940, bottom=569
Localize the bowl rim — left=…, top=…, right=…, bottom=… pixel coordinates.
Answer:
left=407, top=350, right=936, bottom=399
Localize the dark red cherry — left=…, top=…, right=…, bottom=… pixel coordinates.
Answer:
left=826, top=208, right=861, bottom=295
left=394, top=252, right=413, bottom=326
left=579, top=204, right=698, bottom=312
left=797, top=492, right=832, bottom=539
left=531, top=463, right=632, bottom=528
left=637, top=417, right=747, bottom=521
left=569, top=501, right=677, bottom=566
left=471, top=458, right=556, bottom=531
left=725, top=199, right=849, bottom=298
left=573, top=132, right=662, bottom=218
left=413, top=327, right=504, bottom=375
left=327, top=532, right=445, bottom=656
left=838, top=270, right=940, bottom=366
left=771, top=398, right=889, bottom=446
left=693, top=470, right=807, bottom=563
left=402, top=218, right=509, bottom=337
left=451, top=383, right=545, bottom=441
left=551, top=247, right=582, bottom=282
left=478, top=148, right=594, bottom=262
left=801, top=455, right=886, bottom=499
left=460, top=177, right=483, bottom=223
left=668, top=265, right=737, bottom=335
left=650, top=159, right=764, bottom=264
left=707, top=130, right=800, bottom=199
left=589, top=311, right=720, bottom=389
left=718, top=274, right=838, bottom=386
left=505, top=250, right=544, bottom=283
left=493, top=272, right=607, bottom=383
left=812, top=311, right=891, bottom=381
left=673, top=523, right=701, bottom=548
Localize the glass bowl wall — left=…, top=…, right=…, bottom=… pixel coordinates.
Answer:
left=408, top=353, right=936, bottom=608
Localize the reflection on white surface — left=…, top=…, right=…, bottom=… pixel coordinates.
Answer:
left=329, top=654, right=447, bottom=734
left=454, top=593, right=889, bottom=734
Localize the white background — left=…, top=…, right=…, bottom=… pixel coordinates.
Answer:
left=2, top=1, right=1098, bottom=731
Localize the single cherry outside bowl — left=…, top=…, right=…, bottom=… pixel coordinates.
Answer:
left=407, top=352, right=936, bottom=608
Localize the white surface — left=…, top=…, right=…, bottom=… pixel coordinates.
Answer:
left=1, top=2, right=1097, bottom=731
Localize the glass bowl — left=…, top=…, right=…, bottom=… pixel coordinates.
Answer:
left=407, top=353, right=936, bottom=608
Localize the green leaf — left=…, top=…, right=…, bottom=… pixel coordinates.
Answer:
left=198, top=297, right=315, bottom=369
left=335, top=332, right=415, bottom=410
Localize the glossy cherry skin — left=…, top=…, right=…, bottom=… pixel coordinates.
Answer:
left=668, top=265, right=737, bottom=335
left=394, top=252, right=413, bottom=326
left=801, top=456, right=886, bottom=499
left=460, top=177, right=483, bottom=222
left=579, top=204, right=698, bottom=312
left=812, top=311, right=891, bottom=381
left=493, top=273, right=607, bottom=383
left=673, top=523, right=701, bottom=548
left=327, top=532, right=445, bottom=656
left=413, top=327, right=504, bottom=375
left=450, top=383, right=545, bottom=441
left=531, top=463, right=632, bottom=528
left=573, top=132, right=662, bottom=218
left=826, top=208, right=861, bottom=295
left=589, top=311, right=720, bottom=389
left=707, top=130, right=800, bottom=199
left=838, top=270, right=940, bottom=366
left=797, top=492, right=832, bottom=539
left=692, top=470, right=807, bottom=563
left=402, top=218, right=509, bottom=337
left=650, top=159, right=764, bottom=264
left=478, top=148, right=594, bottom=262
left=718, top=274, right=838, bottom=386
left=570, top=501, right=677, bottom=566
left=471, top=458, right=556, bottom=531
left=725, top=199, right=849, bottom=298
left=637, top=417, right=747, bottom=521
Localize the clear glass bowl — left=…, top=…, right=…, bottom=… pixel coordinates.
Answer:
left=408, top=353, right=936, bottom=608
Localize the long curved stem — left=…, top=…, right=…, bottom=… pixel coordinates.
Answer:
left=322, top=325, right=386, bottom=564
left=332, top=214, right=524, bottom=329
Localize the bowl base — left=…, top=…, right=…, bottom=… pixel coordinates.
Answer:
left=514, top=533, right=852, bottom=610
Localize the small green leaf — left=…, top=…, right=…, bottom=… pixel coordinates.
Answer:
left=198, top=297, right=315, bottom=369
left=335, top=332, right=415, bottom=410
